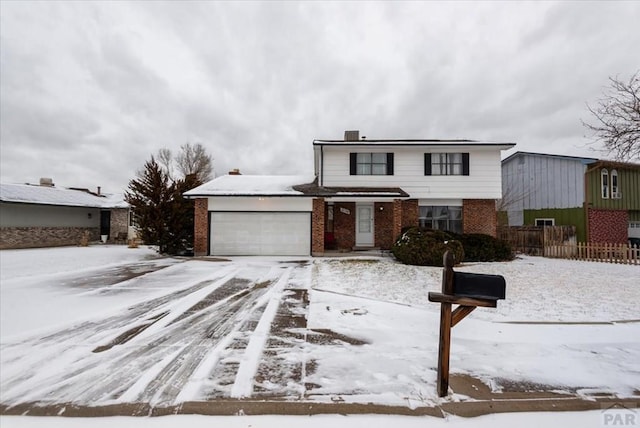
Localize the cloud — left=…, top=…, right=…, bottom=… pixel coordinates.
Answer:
left=1, top=1, right=639, bottom=192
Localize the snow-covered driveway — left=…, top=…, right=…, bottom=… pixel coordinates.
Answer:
left=1, top=247, right=315, bottom=407
left=1, top=246, right=639, bottom=415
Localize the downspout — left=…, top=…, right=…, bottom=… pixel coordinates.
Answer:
left=584, top=166, right=589, bottom=243
left=320, top=144, right=324, bottom=187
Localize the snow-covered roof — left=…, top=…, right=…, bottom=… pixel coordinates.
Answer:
left=0, top=183, right=126, bottom=208
left=101, top=192, right=129, bottom=209
left=184, top=175, right=316, bottom=197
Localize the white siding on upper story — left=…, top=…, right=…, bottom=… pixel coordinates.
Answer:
left=319, top=145, right=504, bottom=199
left=208, top=197, right=313, bottom=212
left=501, top=154, right=588, bottom=211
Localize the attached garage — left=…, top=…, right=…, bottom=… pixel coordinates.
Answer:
left=184, top=174, right=317, bottom=257
left=210, top=212, right=310, bottom=256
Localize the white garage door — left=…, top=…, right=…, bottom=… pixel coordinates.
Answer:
left=210, top=212, right=311, bottom=256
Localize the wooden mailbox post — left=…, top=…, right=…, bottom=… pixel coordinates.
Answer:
left=428, top=251, right=506, bottom=397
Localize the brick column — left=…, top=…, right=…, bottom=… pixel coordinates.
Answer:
left=462, top=199, right=497, bottom=237
left=194, top=198, right=208, bottom=256
left=393, top=199, right=403, bottom=241
left=374, top=202, right=394, bottom=249
left=312, top=198, right=325, bottom=256
left=333, top=202, right=355, bottom=250
left=402, top=199, right=419, bottom=230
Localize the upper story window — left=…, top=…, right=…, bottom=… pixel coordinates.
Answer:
left=601, top=168, right=609, bottom=199
left=425, top=153, right=469, bottom=176
left=349, top=153, right=394, bottom=175
left=611, top=169, right=620, bottom=199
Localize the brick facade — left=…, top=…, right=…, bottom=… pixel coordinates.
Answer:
left=401, top=199, right=419, bottom=230
left=0, top=227, right=100, bottom=249
left=462, top=199, right=497, bottom=237
left=312, top=198, right=325, bottom=255
left=392, top=200, right=403, bottom=242
left=374, top=202, right=394, bottom=249
left=333, top=202, right=356, bottom=250
left=194, top=198, right=209, bottom=256
left=588, top=208, right=628, bottom=244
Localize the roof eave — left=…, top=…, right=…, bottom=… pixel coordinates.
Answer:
left=0, top=199, right=113, bottom=209
left=313, top=140, right=515, bottom=149
left=184, top=193, right=310, bottom=198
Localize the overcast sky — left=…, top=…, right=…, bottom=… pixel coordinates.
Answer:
left=1, top=1, right=639, bottom=193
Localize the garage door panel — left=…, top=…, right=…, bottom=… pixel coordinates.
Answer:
left=210, top=212, right=310, bottom=256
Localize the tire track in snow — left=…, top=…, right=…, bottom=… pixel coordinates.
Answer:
left=132, top=266, right=293, bottom=405
left=230, top=267, right=291, bottom=398
left=1, top=262, right=310, bottom=407
left=0, top=264, right=240, bottom=405
left=37, top=267, right=252, bottom=405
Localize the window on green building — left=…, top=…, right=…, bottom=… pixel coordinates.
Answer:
left=601, top=169, right=609, bottom=199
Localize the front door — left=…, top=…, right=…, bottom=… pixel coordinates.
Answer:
left=100, top=210, right=111, bottom=237
left=356, top=204, right=374, bottom=247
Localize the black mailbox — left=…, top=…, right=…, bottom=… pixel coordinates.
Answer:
left=453, top=272, right=506, bottom=301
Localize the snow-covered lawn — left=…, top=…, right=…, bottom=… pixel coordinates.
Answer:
left=312, top=256, right=640, bottom=322
left=1, top=246, right=639, bottom=426
left=309, top=256, right=640, bottom=402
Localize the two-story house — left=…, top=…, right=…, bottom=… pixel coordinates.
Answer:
left=584, top=160, right=640, bottom=243
left=185, top=131, right=514, bottom=256
left=501, top=152, right=640, bottom=244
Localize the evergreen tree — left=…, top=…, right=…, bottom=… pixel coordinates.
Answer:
left=125, top=158, right=202, bottom=255
left=163, top=174, right=200, bottom=254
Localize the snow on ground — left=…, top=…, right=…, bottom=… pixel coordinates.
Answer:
left=0, top=410, right=615, bottom=428
left=309, top=256, right=640, bottom=400
left=312, top=255, right=640, bottom=322
left=1, top=247, right=639, bottom=416
left=0, top=246, right=178, bottom=339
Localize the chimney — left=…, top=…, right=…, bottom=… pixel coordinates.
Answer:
left=344, top=130, right=359, bottom=141
left=39, top=177, right=54, bottom=187
left=97, top=186, right=101, bottom=196
left=229, top=168, right=241, bottom=175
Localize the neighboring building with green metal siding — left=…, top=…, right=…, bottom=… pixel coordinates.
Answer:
left=522, top=208, right=587, bottom=241
left=502, top=152, right=640, bottom=244
left=584, top=160, right=640, bottom=243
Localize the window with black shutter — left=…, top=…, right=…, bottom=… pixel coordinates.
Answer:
left=349, top=152, right=394, bottom=175
left=425, top=153, right=469, bottom=176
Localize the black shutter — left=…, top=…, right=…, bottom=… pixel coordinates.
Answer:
left=424, top=153, right=432, bottom=175
left=386, top=153, right=394, bottom=175
left=462, top=153, right=470, bottom=176
left=350, top=153, right=357, bottom=175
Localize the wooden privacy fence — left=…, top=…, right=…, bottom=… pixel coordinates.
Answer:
left=545, top=242, right=640, bottom=265
left=498, top=226, right=576, bottom=256
left=499, top=226, right=639, bottom=264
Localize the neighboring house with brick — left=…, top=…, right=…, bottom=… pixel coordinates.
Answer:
left=0, top=178, right=133, bottom=249
left=501, top=152, right=640, bottom=243
left=585, top=160, right=640, bottom=243
left=185, top=131, right=514, bottom=256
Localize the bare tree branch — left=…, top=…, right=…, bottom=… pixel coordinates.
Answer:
left=156, top=148, right=174, bottom=181
left=175, top=143, right=214, bottom=183
left=583, top=71, right=640, bottom=161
